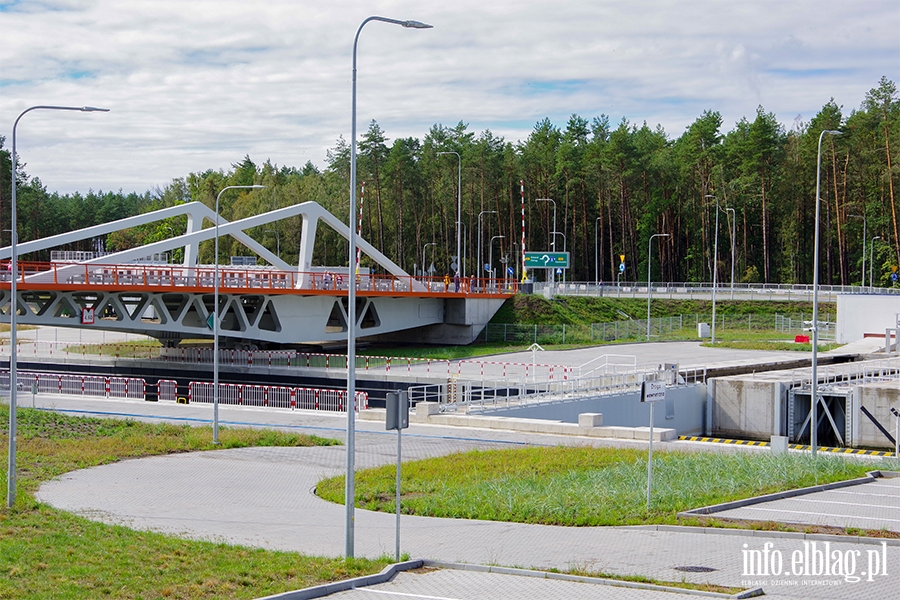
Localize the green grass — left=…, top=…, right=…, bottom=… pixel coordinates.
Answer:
left=317, top=446, right=900, bottom=527
left=0, top=406, right=393, bottom=600
left=492, top=296, right=830, bottom=325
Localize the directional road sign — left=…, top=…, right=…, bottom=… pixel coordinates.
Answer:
left=523, top=251, right=569, bottom=269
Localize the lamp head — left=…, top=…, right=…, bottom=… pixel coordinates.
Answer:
left=81, top=106, right=110, bottom=112
left=403, top=20, right=433, bottom=29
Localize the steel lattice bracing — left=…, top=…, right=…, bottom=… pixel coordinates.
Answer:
left=1, top=201, right=514, bottom=346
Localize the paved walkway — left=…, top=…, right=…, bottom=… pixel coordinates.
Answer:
left=34, top=400, right=900, bottom=600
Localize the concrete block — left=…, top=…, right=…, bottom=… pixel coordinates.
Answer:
left=633, top=427, right=677, bottom=441
left=770, top=435, right=789, bottom=454
left=358, top=409, right=384, bottom=422
left=416, top=401, right=440, bottom=416
left=606, top=426, right=635, bottom=439
left=578, top=412, right=603, bottom=427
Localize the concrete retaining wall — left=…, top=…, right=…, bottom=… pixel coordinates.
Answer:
left=475, top=384, right=706, bottom=436
left=836, top=295, right=900, bottom=344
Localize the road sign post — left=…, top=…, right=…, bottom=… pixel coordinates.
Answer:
left=386, top=390, right=409, bottom=560
left=641, top=380, right=666, bottom=509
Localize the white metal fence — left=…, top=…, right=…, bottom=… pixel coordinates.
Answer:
left=0, top=370, right=147, bottom=400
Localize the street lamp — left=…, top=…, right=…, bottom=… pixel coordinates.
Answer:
left=535, top=198, right=556, bottom=287
left=477, top=210, right=497, bottom=284
left=705, top=195, right=720, bottom=344
left=726, top=207, right=736, bottom=300
left=437, top=151, right=462, bottom=278
left=553, top=231, right=569, bottom=284
left=811, top=129, right=843, bottom=457
left=849, top=214, right=866, bottom=287
left=7, top=104, right=109, bottom=509
left=595, top=217, right=602, bottom=287
left=489, top=235, right=505, bottom=290
left=422, top=242, right=437, bottom=287
left=347, top=15, right=431, bottom=559
left=646, top=233, right=670, bottom=341
left=870, top=236, right=881, bottom=288
left=213, top=185, right=265, bottom=445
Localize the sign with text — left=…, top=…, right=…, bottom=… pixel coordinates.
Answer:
left=641, top=380, right=666, bottom=403
left=523, top=252, right=570, bottom=269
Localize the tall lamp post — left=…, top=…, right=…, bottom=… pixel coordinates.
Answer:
left=870, top=236, right=881, bottom=288
left=595, top=217, right=602, bottom=287
left=849, top=214, right=866, bottom=287
left=726, top=207, right=736, bottom=300
left=646, top=233, right=670, bottom=341
left=422, top=242, right=437, bottom=287
left=213, top=185, right=265, bottom=445
left=347, top=15, right=431, bottom=558
left=489, top=235, right=505, bottom=290
left=477, top=210, right=497, bottom=284
left=7, top=104, right=109, bottom=508
left=705, top=195, right=720, bottom=344
left=811, top=129, right=843, bottom=457
left=536, top=198, right=556, bottom=287
left=437, top=151, right=462, bottom=278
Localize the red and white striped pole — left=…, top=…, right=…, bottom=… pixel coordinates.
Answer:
left=520, top=180, right=527, bottom=282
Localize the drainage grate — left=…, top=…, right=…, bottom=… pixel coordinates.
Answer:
left=673, top=565, right=717, bottom=573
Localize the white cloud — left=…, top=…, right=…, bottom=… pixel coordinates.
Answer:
left=1, top=0, right=897, bottom=193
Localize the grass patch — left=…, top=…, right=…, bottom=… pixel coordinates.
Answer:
left=317, top=446, right=900, bottom=527
left=0, top=405, right=395, bottom=599
left=709, top=339, right=841, bottom=352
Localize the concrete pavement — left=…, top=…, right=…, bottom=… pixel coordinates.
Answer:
left=33, top=399, right=900, bottom=600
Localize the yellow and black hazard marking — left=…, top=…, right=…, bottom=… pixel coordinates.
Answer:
left=679, top=436, right=769, bottom=447
left=678, top=436, right=894, bottom=457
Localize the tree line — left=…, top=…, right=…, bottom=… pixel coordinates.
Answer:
left=1, top=76, right=898, bottom=287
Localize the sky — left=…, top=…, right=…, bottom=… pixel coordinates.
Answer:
left=1, top=0, right=898, bottom=195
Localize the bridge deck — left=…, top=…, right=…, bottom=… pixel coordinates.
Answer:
left=1, top=261, right=516, bottom=299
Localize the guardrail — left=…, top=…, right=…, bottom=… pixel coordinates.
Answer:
left=0, top=260, right=517, bottom=297
left=0, top=370, right=146, bottom=400
left=531, top=280, right=900, bottom=300
left=407, top=359, right=695, bottom=414
left=187, top=382, right=368, bottom=411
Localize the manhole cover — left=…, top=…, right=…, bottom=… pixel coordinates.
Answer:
left=673, top=566, right=717, bottom=573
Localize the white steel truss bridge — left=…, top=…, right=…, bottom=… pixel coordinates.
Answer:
left=0, top=201, right=513, bottom=347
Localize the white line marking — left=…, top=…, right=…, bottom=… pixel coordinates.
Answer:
left=354, top=588, right=462, bottom=600
left=736, top=507, right=900, bottom=523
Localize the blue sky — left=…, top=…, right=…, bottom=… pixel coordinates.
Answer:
left=1, top=0, right=898, bottom=194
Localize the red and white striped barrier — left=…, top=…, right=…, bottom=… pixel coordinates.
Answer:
left=187, top=381, right=368, bottom=412
left=1, top=370, right=149, bottom=400
left=157, top=379, right=178, bottom=402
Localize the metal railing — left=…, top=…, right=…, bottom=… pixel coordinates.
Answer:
left=532, top=280, right=900, bottom=300
left=0, top=259, right=517, bottom=297
left=407, top=359, right=697, bottom=414
left=479, top=312, right=837, bottom=345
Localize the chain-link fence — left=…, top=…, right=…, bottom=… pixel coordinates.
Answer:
left=478, top=312, right=837, bottom=345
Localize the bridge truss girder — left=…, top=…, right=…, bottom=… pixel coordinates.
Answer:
left=0, top=287, right=445, bottom=347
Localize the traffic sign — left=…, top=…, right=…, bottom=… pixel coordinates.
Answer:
left=523, top=252, right=569, bottom=268
left=619, top=262, right=625, bottom=273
